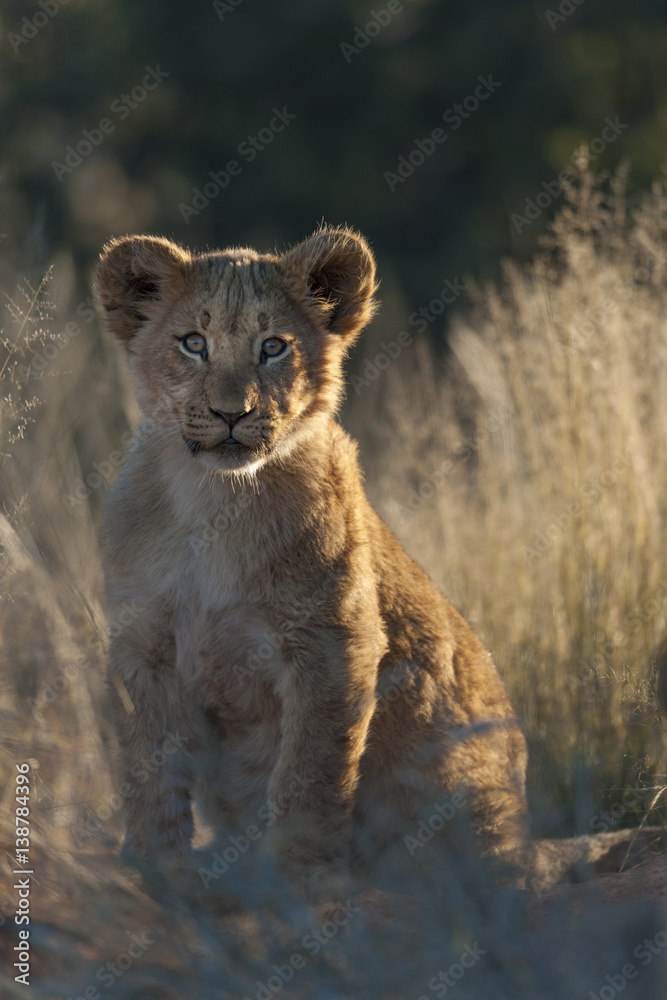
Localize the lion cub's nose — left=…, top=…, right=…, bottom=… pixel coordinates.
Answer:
left=209, top=408, right=251, bottom=430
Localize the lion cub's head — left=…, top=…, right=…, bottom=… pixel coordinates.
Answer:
left=96, top=227, right=377, bottom=476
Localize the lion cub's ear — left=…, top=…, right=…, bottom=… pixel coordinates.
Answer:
left=96, top=235, right=192, bottom=343
left=281, top=227, right=378, bottom=343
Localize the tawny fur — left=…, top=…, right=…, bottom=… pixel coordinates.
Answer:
left=96, top=228, right=661, bottom=897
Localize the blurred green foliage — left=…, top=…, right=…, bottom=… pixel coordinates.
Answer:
left=0, top=0, right=666, bottom=319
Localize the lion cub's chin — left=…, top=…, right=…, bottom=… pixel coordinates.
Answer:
left=189, top=444, right=269, bottom=479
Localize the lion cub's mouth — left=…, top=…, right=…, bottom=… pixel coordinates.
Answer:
left=212, top=435, right=252, bottom=453
left=182, top=434, right=257, bottom=465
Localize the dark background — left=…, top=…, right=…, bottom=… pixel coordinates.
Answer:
left=2, top=0, right=666, bottom=322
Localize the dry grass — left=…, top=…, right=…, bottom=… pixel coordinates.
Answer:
left=363, top=154, right=667, bottom=833
left=1, top=159, right=666, bottom=997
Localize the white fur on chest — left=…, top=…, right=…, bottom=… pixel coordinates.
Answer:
left=107, top=440, right=295, bottom=708
left=166, top=529, right=284, bottom=701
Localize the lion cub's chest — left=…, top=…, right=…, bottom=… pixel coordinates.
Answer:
left=176, top=603, right=285, bottom=719
left=169, top=536, right=287, bottom=728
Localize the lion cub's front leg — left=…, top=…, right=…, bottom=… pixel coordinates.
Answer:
left=265, top=618, right=383, bottom=897
left=107, top=631, right=202, bottom=866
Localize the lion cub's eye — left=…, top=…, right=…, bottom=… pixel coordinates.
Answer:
left=261, top=337, right=287, bottom=360
left=180, top=333, right=208, bottom=357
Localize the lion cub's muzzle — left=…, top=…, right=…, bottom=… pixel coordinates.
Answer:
left=181, top=406, right=271, bottom=464
left=207, top=406, right=257, bottom=448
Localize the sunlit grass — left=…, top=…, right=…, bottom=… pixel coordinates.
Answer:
left=1, top=158, right=666, bottom=997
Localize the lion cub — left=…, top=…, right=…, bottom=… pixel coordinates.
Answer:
left=97, top=228, right=529, bottom=896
